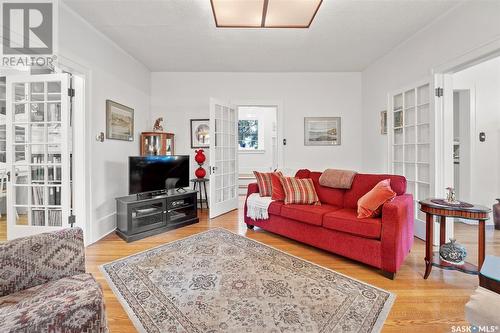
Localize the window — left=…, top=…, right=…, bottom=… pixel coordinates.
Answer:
left=238, top=120, right=259, bottom=149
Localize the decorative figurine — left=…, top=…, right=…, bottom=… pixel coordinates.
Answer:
left=445, top=187, right=457, bottom=204
left=439, top=238, right=467, bottom=265
left=153, top=117, right=164, bottom=132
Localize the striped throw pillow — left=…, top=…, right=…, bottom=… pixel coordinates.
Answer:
left=280, top=177, right=320, bottom=205
left=253, top=171, right=283, bottom=197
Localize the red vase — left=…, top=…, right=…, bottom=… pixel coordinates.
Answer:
left=195, top=149, right=206, bottom=164
left=195, top=167, right=206, bottom=179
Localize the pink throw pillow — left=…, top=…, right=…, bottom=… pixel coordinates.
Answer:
left=357, top=179, right=396, bottom=218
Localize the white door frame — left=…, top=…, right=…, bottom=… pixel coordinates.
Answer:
left=451, top=88, right=475, bottom=206
left=232, top=100, right=285, bottom=172
left=56, top=55, right=92, bottom=245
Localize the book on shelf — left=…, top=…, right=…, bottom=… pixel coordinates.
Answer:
left=48, top=187, right=61, bottom=206
left=32, top=210, right=44, bottom=226
left=32, top=187, right=44, bottom=205
left=48, top=210, right=62, bottom=226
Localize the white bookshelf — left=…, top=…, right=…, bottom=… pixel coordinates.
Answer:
left=390, top=84, right=432, bottom=224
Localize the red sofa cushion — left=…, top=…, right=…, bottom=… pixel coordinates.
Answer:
left=280, top=204, right=341, bottom=226
left=343, top=174, right=406, bottom=209
left=323, top=208, right=382, bottom=239
left=295, top=169, right=311, bottom=179
left=271, top=173, right=286, bottom=201
left=308, top=171, right=345, bottom=207
left=268, top=201, right=284, bottom=216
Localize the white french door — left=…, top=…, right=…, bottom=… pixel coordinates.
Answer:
left=388, top=77, right=454, bottom=243
left=388, top=81, right=434, bottom=240
left=208, top=98, right=238, bottom=219
left=6, top=74, right=71, bottom=239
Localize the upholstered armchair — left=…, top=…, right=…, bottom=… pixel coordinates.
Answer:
left=0, top=228, right=108, bottom=332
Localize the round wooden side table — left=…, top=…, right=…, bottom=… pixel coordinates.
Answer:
left=419, top=198, right=491, bottom=279
left=190, top=178, right=209, bottom=210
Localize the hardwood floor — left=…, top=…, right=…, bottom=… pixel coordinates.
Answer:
left=85, top=201, right=500, bottom=333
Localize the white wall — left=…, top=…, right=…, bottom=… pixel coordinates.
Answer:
left=59, top=4, right=151, bottom=243
left=361, top=1, right=500, bottom=173
left=452, top=57, right=500, bottom=212
left=150, top=72, right=363, bottom=177
left=238, top=106, right=277, bottom=174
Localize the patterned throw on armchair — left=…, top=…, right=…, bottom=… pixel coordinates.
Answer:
left=0, top=228, right=108, bottom=333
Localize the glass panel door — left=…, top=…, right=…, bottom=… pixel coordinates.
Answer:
left=6, top=74, right=70, bottom=239
left=389, top=82, right=433, bottom=239
left=209, top=98, right=238, bottom=218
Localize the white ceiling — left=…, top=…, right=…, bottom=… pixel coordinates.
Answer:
left=62, top=0, right=460, bottom=72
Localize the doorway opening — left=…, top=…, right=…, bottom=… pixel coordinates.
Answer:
left=237, top=106, right=278, bottom=196
left=448, top=55, right=500, bottom=224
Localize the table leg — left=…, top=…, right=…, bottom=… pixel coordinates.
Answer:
left=478, top=220, right=485, bottom=270
left=193, top=182, right=196, bottom=191
left=203, top=182, right=209, bottom=209
left=424, top=213, right=434, bottom=279
left=198, top=184, right=203, bottom=210
left=440, top=215, right=446, bottom=246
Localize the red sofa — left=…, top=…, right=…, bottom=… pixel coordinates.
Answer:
left=244, top=169, right=414, bottom=279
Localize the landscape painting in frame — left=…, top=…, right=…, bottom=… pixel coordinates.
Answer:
left=106, top=100, right=134, bottom=141
left=304, top=117, right=341, bottom=146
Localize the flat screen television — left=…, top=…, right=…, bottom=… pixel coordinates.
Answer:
left=129, top=155, right=190, bottom=194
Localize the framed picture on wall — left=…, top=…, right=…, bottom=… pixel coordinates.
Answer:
left=304, top=117, right=341, bottom=146
left=380, top=110, right=388, bottom=135
left=190, top=119, right=210, bottom=148
left=106, top=100, right=134, bottom=141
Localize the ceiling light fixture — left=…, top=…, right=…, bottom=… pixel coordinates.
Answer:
left=210, top=0, right=323, bottom=28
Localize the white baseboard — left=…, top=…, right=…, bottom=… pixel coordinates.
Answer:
left=88, top=212, right=116, bottom=246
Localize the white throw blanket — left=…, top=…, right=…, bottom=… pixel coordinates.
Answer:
left=246, top=193, right=274, bottom=220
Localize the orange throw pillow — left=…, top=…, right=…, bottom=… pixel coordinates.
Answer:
left=280, top=177, right=320, bottom=205
left=254, top=171, right=283, bottom=197
left=357, top=179, right=396, bottom=218
left=271, top=172, right=285, bottom=201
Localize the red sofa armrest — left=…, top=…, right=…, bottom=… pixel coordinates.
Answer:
left=244, top=183, right=259, bottom=225
left=247, top=182, right=259, bottom=196
left=380, top=194, right=414, bottom=273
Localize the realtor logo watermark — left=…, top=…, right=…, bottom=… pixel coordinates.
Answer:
left=451, top=325, right=499, bottom=333
left=1, top=0, right=57, bottom=68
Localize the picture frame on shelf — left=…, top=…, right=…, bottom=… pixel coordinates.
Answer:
left=106, top=100, right=134, bottom=141
left=190, top=119, right=210, bottom=148
left=304, top=117, right=341, bottom=146
left=380, top=110, right=387, bottom=135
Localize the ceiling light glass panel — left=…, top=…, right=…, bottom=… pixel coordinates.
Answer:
left=211, top=0, right=265, bottom=27
left=265, top=0, right=322, bottom=28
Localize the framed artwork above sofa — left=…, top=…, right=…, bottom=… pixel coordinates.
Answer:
left=304, top=117, right=341, bottom=146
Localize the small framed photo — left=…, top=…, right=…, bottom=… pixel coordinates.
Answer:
left=190, top=119, right=210, bottom=148
left=304, top=117, right=341, bottom=146
left=106, top=100, right=134, bottom=141
left=380, top=110, right=388, bottom=135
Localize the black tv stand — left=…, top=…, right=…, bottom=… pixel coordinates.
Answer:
left=116, top=189, right=198, bottom=242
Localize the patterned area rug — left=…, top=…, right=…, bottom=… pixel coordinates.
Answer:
left=100, top=228, right=395, bottom=333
